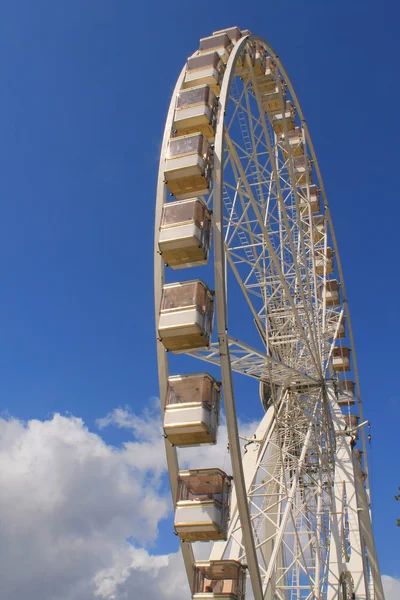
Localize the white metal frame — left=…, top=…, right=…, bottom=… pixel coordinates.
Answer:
left=154, top=29, right=384, bottom=600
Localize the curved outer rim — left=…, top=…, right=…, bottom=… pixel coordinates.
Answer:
left=153, top=65, right=195, bottom=585
left=154, top=32, right=382, bottom=600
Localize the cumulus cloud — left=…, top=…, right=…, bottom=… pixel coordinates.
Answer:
left=0, top=411, right=177, bottom=600
left=94, top=547, right=189, bottom=599
left=97, top=404, right=167, bottom=475
left=98, top=404, right=259, bottom=474
left=382, top=575, right=400, bottom=600
left=0, top=405, right=259, bottom=600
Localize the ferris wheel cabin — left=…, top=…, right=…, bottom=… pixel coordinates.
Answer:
left=299, top=184, right=320, bottom=213
left=192, top=560, right=247, bottom=600
left=261, top=78, right=286, bottom=115
left=174, top=468, right=232, bottom=541
left=327, top=316, right=346, bottom=339
left=199, top=33, right=232, bottom=64
left=283, top=126, right=304, bottom=156
left=158, top=197, right=212, bottom=268
left=165, top=133, right=213, bottom=199
left=312, top=214, right=325, bottom=242
left=255, top=42, right=267, bottom=75
left=173, top=86, right=217, bottom=140
left=332, top=346, right=351, bottom=372
left=264, top=53, right=276, bottom=75
left=163, top=373, right=221, bottom=446
left=293, top=155, right=312, bottom=185
left=338, top=379, right=356, bottom=405
left=183, top=52, right=225, bottom=95
left=324, top=279, right=340, bottom=306
left=245, top=53, right=277, bottom=92
left=315, top=246, right=334, bottom=275
left=158, top=280, right=214, bottom=351
left=272, top=100, right=295, bottom=133
left=212, top=26, right=242, bottom=43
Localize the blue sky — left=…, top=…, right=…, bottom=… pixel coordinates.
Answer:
left=0, top=0, right=399, bottom=594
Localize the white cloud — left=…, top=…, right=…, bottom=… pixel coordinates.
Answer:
left=93, top=547, right=189, bottom=599
left=0, top=405, right=259, bottom=600
left=97, top=404, right=259, bottom=473
left=0, top=411, right=178, bottom=600
left=97, top=404, right=167, bottom=475
left=383, top=575, right=400, bottom=600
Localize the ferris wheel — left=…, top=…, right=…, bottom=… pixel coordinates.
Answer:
left=154, top=27, right=384, bottom=600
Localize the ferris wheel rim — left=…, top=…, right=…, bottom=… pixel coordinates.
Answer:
left=153, top=63, right=195, bottom=585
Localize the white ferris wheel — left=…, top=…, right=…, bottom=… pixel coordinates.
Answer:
left=154, top=27, right=384, bottom=600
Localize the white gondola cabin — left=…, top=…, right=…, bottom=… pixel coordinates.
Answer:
left=174, top=86, right=217, bottom=140
left=338, top=379, right=355, bottom=406
left=240, top=41, right=265, bottom=81
left=163, top=373, right=220, bottom=446
left=312, top=215, right=325, bottom=242
left=212, top=27, right=242, bottom=44
left=273, top=100, right=295, bottom=133
left=299, top=184, right=320, bottom=213
left=315, top=247, right=334, bottom=275
left=199, top=33, right=232, bottom=64
left=184, top=52, right=225, bottom=95
left=263, top=56, right=277, bottom=90
left=327, top=316, right=345, bottom=339
left=212, top=27, right=243, bottom=68
left=281, top=126, right=304, bottom=156
left=174, top=468, right=232, bottom=541
left=261, top=79, right=286, bottom=115
left=251, top=41, right=266, bottom=76
left=159, top=198, right=212, bottom=268
left=332, top=346, right=351, bottom=372
left=165, top=133, right=213, bottom=199
left=293, top=155, right=312, bottom=185
left=158, top=280, right=214, bottom=351
left=325, top=279, right=340, bottom=306
left=192, top=560, right=247, bottom=600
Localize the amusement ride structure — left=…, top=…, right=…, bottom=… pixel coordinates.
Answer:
left=154, top=27, right=384, bottom=600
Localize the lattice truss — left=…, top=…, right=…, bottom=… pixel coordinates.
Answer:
left=216, top=73, right=342, bottom=379
left=211, top=388, right=335, bottom=600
